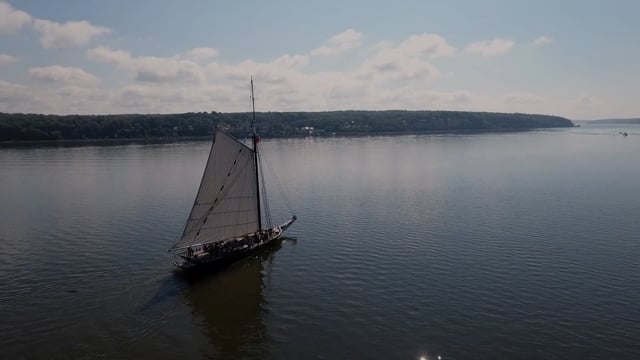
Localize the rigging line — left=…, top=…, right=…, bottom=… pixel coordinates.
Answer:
left=258, top=151, right=273, bottom=229
left=258, top=152, right=272, bottom=228
left=260, top=148, right=296, bottom=215
left=268, top=158, right=293, bottom=215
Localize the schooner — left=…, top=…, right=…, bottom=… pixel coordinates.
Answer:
left=169, top=79, right=296, bottom=270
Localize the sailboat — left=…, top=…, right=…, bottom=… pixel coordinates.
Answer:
left=169, top=79, right=296, bottom=270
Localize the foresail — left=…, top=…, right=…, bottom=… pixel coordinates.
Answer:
left=171, top=129, right=260, bottom=249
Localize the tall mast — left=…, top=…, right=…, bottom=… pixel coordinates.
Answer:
left=251, top=77, right=262, bottom=231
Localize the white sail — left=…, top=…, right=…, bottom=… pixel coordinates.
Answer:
left=171, top=129, right=260, bottom=250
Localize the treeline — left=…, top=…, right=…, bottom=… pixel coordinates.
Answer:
left=0, top=110, right=573, bottom=141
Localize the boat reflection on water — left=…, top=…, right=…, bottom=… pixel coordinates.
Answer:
left=181, top=239, right=285, bottom=359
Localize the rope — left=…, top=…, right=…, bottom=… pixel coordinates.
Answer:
left=260, top=149, right=296, bottom=215
left=258, top=151, right=273, bottom=229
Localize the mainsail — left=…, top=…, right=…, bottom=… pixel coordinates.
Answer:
left=171, top=129, right=260, bottom=250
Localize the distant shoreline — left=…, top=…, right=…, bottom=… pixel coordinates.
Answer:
left=0, top=126, right=575, bottom=148
left=0, top=110, right=574, bottom=143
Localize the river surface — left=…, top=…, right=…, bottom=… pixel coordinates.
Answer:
left=1, top=123, right=639, bottom=359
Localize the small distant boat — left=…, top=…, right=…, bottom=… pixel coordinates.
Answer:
left=169, top=79, right=296, bottom=270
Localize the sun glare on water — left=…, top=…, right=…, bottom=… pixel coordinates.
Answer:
left=419, top=356, right=442, bottom=360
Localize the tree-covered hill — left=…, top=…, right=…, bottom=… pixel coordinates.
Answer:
left=0, top=110, right=573, bottom=142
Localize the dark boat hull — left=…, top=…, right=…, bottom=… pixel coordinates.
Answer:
left=173, top=216, right=296, bottom=272
left=174, top=236, right=282, bottom=272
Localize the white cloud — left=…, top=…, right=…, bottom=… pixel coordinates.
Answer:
left=465, top=38, right=514, bottom=57
left=87, top=46, right=132, bottom=64
left=355, top=33, right=454, bottom=82
left=0, top=1, right=31, bottom=33
left=531, top=36, right=553, bottom=47
left=7, top=30, right=624, bottom=119
left=272, top=54, right=309, bottom=68
left=184, top=47, right=219, bottom=63
left=0, top=80, right=30, bottom=102
left=395, top=34, right=456, bottom=58
left=310, top=29, right=362, bottom=56
left=0, top=80, right=56, bottom=114
left=0, top=54, right=17, bottom=65
left=77, top=33, right=459, bottom=113
left=88, top=44, right=309, bottom=86
left=33, top=19, right=111, bottom=49
left=88, top=46, right=204, bottom=83
left=135, top=57, right=203, bottom=83
left=358, top=55, right=441, bottom=82
left=28, top=65, right=100, bottom=85
left=1, top=2, right=111, bottom=48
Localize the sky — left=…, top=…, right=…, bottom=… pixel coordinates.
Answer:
left=0, top=0, right=639, bottom=119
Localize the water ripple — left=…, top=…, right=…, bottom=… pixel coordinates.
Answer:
left=2, top=127, right=640, bottom=359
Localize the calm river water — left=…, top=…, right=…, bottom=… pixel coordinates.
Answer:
left=1, top=123, right=639, bottom=359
